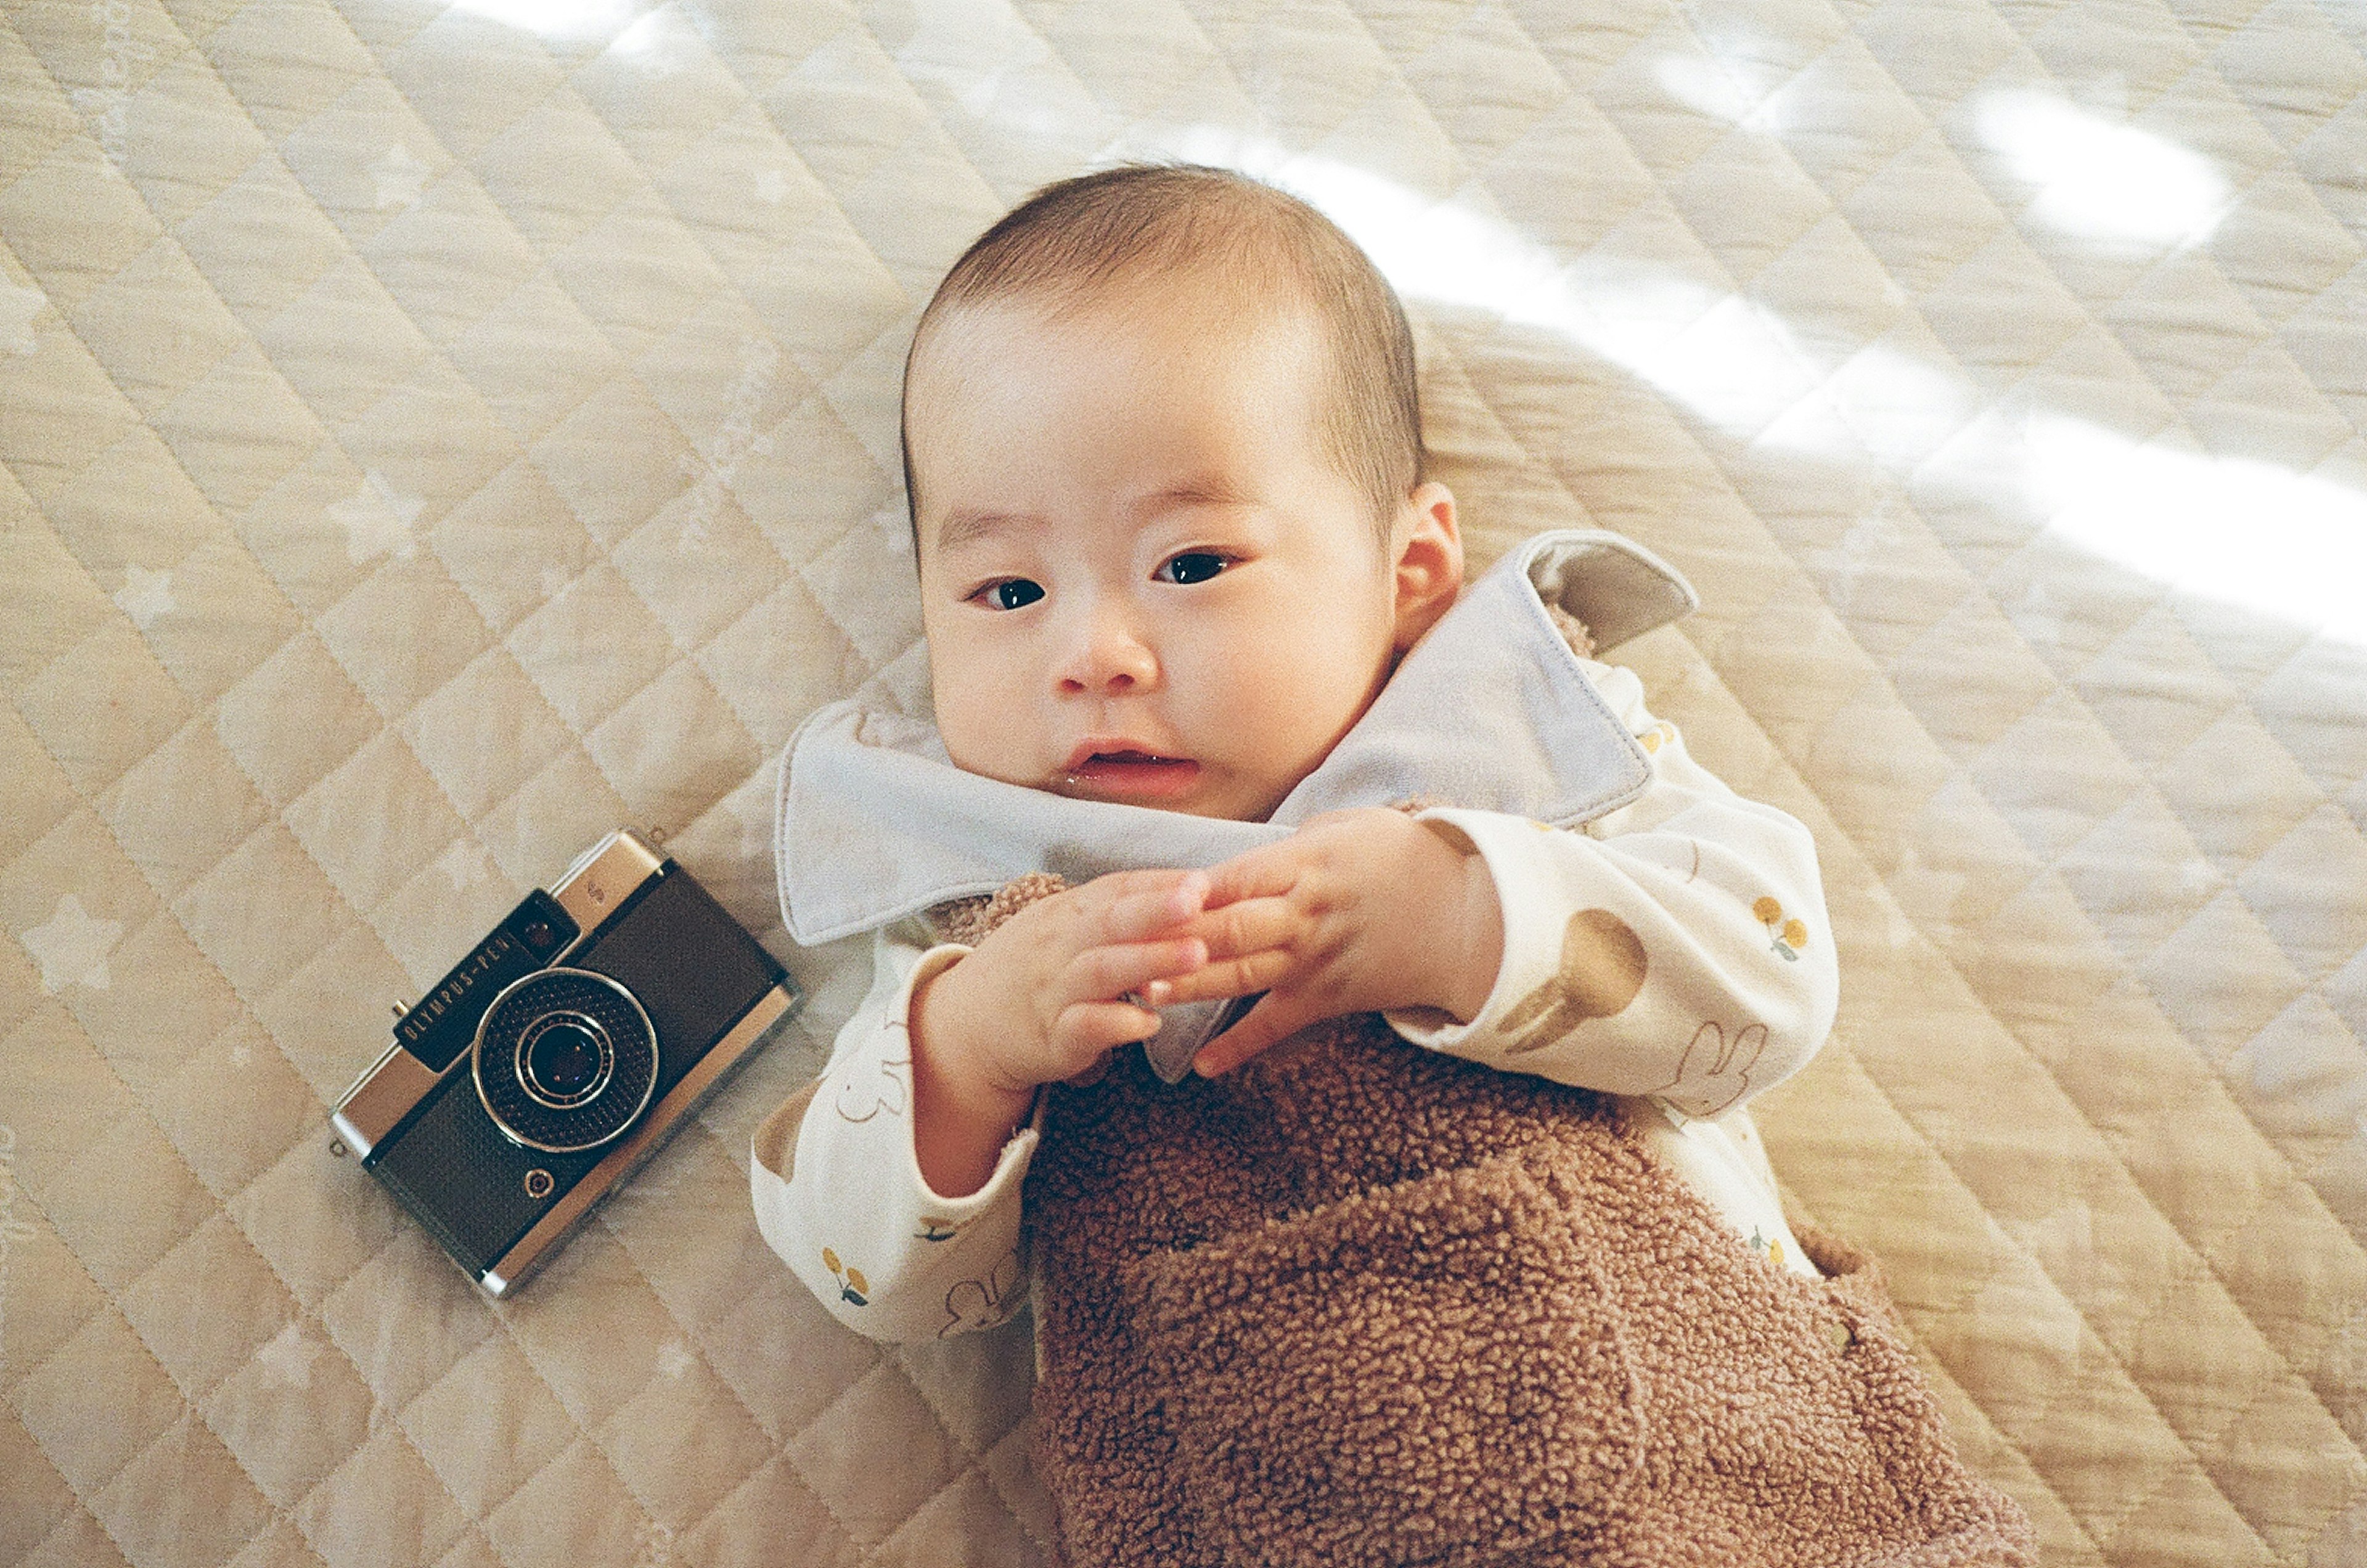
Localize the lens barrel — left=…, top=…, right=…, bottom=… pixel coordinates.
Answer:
left=520, top=1016, right=610, bottom=1106
left=473, top=968, right=658, bottom=1153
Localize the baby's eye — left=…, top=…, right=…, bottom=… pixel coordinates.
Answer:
left=972, top=579, right=1045, bottom=611
left=1155, top=552, right=1232, bottom=586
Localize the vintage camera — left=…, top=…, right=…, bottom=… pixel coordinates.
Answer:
left=331, top=830, right=800, bottom=1295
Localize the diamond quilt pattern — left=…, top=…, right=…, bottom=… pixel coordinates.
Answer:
left=4, top=0, right=2367, bottom=1563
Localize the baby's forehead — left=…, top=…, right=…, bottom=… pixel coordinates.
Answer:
left=920, top=255, right=1324, bottom=360
left=908, top=293, right=1333, bottom=446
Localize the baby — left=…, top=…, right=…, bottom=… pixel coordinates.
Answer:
left=754, top=165, right=2032, bottom=1565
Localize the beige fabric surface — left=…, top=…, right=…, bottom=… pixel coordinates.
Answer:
left=4, top=1, right=2366, bottom=1564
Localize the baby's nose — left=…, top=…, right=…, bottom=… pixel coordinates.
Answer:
left=1057, top=607, right=1159, bottom=694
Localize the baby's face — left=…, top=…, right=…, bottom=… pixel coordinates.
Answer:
left=907, top=285, right=1407, bottom=822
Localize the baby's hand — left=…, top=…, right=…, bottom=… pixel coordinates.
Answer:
left=916, top=869, right=1211, bottom=1100
left=1162, top=809, right=1505, bottom=1076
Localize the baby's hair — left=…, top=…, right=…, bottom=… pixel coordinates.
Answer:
left=900, top=163, right=1424, bottom=541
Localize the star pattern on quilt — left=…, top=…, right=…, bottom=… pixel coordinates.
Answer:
left=20, top=892, right=124, bottom=994
left=255, top=1322, right=322, bottom=1389
left=112, top=563, right=175, bottom=629
left=328, top=469, right=423, bottom=564
left=370, top=141, right=431, bottom=210
left=435, top=837, right=491, bottom=890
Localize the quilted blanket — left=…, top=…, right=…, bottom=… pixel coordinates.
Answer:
left=5, top=0, right=2366, bottom=1563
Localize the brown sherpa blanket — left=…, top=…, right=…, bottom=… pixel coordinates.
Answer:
left=942, top=884, right=2035, bottom=1567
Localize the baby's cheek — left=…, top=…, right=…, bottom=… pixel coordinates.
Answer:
left=938, top=677, right=1040, bottom=780
left=937, top=715, right=1032, bottom=791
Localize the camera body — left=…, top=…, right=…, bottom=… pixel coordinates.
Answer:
left=332, top=831, right=799, bottom=1295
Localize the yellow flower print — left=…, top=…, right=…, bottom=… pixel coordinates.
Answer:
left=822, top=1247, right=869, bottom=1307
left=1754, top=896, right=1808, bottom=962
left=1638, top=721, right=1677, bottom=755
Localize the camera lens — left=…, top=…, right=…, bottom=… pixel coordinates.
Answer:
left=531, top=1024, right=597, bottom=1095
left=520, top=1017, right=608, bottom=1106
left=473, top=968, right=658, bottom=1154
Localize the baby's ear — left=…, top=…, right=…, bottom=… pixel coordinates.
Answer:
left=1391, top=481, right=1463, bottom=652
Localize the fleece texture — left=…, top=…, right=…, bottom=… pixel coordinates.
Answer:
left=944, top=885, right=2037, bottom=1567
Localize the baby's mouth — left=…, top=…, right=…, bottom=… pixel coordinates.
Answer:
left=1063, top=748, right=1203, bottom=800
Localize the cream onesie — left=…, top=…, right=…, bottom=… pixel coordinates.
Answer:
left=754, top=530, right=1839, bottom=1342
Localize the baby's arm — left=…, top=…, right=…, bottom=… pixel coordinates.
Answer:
left=1392, top=659, right=1836, bottom=1115
left=750, top=927, right=1034, bottom=1341
left=1174, top=660, right=1836, bottom=1115
left=751, top=871, right=1212, bottom=1341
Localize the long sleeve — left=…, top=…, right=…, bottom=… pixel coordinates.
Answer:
left=750, top=924, right=1039, bottom=1342
left=1386, top=656, right=1838, bottom=1121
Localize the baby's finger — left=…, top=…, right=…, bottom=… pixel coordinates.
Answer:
left=1191, top=993, right=1322, bottom=1077
left=1146, top=943, right=1298, bottom=1007
left=1197, top=843, right=1305, bottom=910
left=1068, top=935, right=1207, bottom=1003
left=1052, top=999, right=1163, bottom=1060
left=1173, top=895, right=1296, bottom=962
left=1094, top=870, right=1211, bottom=941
